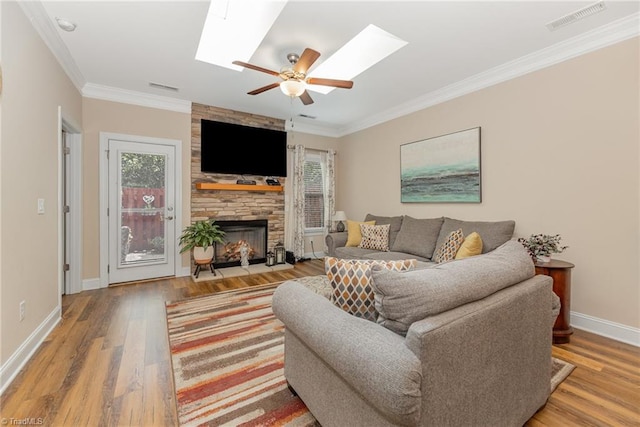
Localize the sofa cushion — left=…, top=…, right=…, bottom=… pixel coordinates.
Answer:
left=370, top=240, right=535, bottom=335
left=358, top=223, right=391, bottom=251
left=363, top=251, right=431, bottom=263
left=455, top=231, right=483, bottom=259
left=391, top=216, right=444, bottom=259
left=435, top=217, right=515, bottom=254
left=364, top=214, right=403, bottom=248
left=325, top=257, right=417, bottom=321
left=433, top=228, right=464, bottom=263
left=345, top=220, right=375, bottom=247
left=334, top=246, right=379, bottom=259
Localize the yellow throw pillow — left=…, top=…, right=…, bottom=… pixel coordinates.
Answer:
left=455, top=232, right=484, bottom=259
left=345, top=220, right=375, bottom=247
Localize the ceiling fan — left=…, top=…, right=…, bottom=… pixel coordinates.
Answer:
left=232, top=48, right=354, bottom=105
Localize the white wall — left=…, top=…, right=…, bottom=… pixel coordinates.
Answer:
left=337, top=38, right=639, bottom=339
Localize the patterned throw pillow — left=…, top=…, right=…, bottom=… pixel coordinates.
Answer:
left=345, top=220, right=376, bottom=247
left=325, top=257, right=417, bottom=321
left=433, top=228, right=464, bottom=263
left=358, top=223, right=391, bottom=251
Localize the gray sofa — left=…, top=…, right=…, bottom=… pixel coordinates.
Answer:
left=326, top=214, right=516, bottom=266
left=273, top=241, right=559, bottom=427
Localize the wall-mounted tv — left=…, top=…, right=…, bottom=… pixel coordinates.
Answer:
left=200, top=119, right=287, bottom=177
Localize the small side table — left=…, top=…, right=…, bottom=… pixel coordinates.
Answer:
left=534, top=259, right=575, bottom=344
left=194, top=261, right=215, bottom=278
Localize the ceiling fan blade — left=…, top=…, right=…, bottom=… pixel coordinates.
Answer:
left=232, top=60, right=281, bottom=77
left=293, top=48, right=320, bottom=73
left=306, top=77, right=354, bottom=89
left=299, top=91, right=314, bottom=105
left=248, top=82, right=280, bottom=95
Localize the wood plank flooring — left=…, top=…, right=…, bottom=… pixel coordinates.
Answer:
left=1, top=259, right=638, bottom=426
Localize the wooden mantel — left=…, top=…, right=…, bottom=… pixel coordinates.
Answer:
left=195, top=182, right=284, bottom=192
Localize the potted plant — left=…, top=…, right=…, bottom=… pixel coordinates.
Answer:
left=518, top=233, right=568, bottom=263
left=179, top=219, right=226, bottom=264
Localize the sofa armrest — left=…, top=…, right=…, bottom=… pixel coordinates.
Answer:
left=273, top=280, right=422, bottom=425
left=325, top=232, right=348, bottom=256
left=404, top=275, right=554, bottom=426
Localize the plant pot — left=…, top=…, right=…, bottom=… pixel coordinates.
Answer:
left=193, top=246, right=214, bottom=265
left=536, top=255, right=551, bottom=263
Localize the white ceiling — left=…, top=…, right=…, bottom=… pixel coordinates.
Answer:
left=25, top=1, right=640, bottom=136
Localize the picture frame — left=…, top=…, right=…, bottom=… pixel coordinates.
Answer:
left=400, top=127, right=481, bottom=203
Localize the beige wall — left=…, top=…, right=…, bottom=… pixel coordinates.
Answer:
left=1, top=2, right=82, bottom=363
left=81, top=98, right=191, bottom=279
left=337, top=38, right=639, bottom=329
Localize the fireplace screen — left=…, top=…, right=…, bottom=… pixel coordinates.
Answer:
left=214, top=220, right=267, bottom=268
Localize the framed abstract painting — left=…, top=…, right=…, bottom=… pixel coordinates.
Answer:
left=400, top=127, right=481, bottom=203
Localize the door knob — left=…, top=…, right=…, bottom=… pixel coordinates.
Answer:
left=165, top=216, right=174, bottom=220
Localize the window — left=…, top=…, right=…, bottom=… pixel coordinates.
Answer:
left=303, top=152, right=325, bottom=231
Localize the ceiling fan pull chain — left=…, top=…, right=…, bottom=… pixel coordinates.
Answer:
left=289, top=99, right=296, bottom=142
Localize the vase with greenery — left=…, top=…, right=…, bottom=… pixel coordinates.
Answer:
left=178, top=219, right=226, bottom=264
left=517, top=233, right=568, bottom=262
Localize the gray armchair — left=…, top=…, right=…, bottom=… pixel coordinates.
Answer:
left=273, top=242, right=557, bottom=426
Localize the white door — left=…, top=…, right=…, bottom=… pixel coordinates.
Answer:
left=107, top=139, right=176, bottom=284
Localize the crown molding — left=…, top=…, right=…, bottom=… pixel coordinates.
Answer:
left=21, top=0, right=638, bottom=136
left=82, top=83, right=192, bottom=114
left=340, top=12, right=640, bottom=137
left=18, top=1, right=86, bottom=91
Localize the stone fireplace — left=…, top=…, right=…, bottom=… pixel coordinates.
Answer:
left=190, top=103, right=286, bottom=269
left=214, top=219, right=267, bottom=268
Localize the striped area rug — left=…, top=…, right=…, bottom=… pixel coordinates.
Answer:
left=166, top=283, right=319, bottom=427
left=166, top=282, right=575, bottom=426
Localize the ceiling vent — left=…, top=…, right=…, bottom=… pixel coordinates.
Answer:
left=149, top=82, right=179, bottom=92
left=546, top=1, right=607, bottom=31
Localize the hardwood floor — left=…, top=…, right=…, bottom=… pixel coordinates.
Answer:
left=1, top=259, right=638, bottom=426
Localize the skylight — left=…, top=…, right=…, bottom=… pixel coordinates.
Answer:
left=306, top=24, right=408, bottom=95
left=195, top=0, right=288, bottom=71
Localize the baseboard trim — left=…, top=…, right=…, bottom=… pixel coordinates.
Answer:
left=179, top=266, right=192, bottom=277
left=0, top=306, right=61, bottom=395
left=304, top=251, right=326, bottom=260
left=82, top=277, right=101, bottom=291
left=572, top=311, right=639, bottom=347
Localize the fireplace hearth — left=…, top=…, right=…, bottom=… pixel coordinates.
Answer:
left=214, top=220, right=267, bottom=268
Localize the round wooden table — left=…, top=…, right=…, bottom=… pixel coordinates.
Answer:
left=534, top=259, right=575, bottom=344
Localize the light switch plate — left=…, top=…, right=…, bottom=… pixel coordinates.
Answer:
left=37, top=198, right=45, bottom=214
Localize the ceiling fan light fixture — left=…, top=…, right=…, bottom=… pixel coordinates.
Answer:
left=280, top=80, right=306, bottom=97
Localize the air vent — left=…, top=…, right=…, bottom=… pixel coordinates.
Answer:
left=298, top=114, right=316, bottom=119
left=149, top=82, right=179, bottom=92
left=546, top=1, right=607, bottom=31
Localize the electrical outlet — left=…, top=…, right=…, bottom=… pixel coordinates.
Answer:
left=19, top=301, right=25, bottom=321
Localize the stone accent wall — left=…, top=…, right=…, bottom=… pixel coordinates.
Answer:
left=191, top=103, right=287, bottom=253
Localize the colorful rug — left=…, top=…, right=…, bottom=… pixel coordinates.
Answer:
left=166, top=281, right=575, bottom=426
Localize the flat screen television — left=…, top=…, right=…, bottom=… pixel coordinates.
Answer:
left=200, top=119, right=287, bottom=177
